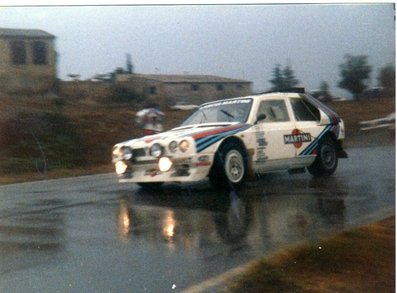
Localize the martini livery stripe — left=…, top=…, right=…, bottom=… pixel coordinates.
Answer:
left=299, top=126, right=330, bottom=156
left=305, top=95, right=340, bottom=124
left=299, top=124, right=340, bottom=156
left=191, top=124, right=245, bottom=140
left=193, top=124, right=251, bottom=153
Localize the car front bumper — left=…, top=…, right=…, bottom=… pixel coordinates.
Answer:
left=114, top=154, right=214, bottom=183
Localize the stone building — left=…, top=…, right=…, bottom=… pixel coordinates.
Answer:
left=116, top=73, right=252, bottom=105
left=0, top=28, right=57, bottom=94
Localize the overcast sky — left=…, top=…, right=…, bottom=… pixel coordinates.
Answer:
left=0, top=3, right=394, bottom=97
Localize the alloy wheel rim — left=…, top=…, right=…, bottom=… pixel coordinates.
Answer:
left=225, top=150, right=244, bottom=183
left=322, top=144, right=336, bottom=168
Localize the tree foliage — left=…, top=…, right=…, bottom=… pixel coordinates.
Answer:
left=108, top=84, right=146, bottom=104
left=319, top=81, right=330, bottom=97
left=378, top=64, right=395, bottom=95
left=338, top=55, right=372, bottom=99
left=269, top=64, right=299, bottom=91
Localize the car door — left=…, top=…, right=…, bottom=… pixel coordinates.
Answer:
left=253, top=98, right=296, bottom=172
left=289, top=96, right=322, bottom=167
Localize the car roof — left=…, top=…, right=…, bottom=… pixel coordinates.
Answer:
left=200, top=92, right=303, bottom=107
left=251, top=92, right=302, bottom=99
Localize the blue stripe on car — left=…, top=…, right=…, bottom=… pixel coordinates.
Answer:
left=299, top=125, right=332, bottom=156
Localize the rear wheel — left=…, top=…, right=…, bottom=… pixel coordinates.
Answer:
left=307, top=138, right=338, bottom=177
left=209, top=142, right=247, bottom=188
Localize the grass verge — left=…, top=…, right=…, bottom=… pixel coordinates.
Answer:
left=226, top=217, right=395, bottom=293
left=0, top=164, right=113, bottom=185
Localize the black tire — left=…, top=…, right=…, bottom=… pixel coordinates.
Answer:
left=307, top=138, right=338, bottom=177
left=209, top=142, right=247, bottom=188
left=137, top=182, right=163, bottom=189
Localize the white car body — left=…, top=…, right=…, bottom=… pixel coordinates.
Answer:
left=112, top=92, right=347, bottom=186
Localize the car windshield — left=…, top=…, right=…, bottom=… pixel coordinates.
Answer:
left=180, top=98, right=253, bottom=126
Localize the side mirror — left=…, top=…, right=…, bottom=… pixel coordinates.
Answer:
left=255, top=113, right=267, bottom=124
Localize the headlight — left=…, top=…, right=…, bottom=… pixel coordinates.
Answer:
left=179, top=140, right=190, bottom=152
left=112, top=146, right=132, bottom=161
left=121, top=147, right=132, bottom=160
left=150, top=143, right=164, bottom=158
left=112, top=146, right=122, bottom=159
left=115, top=161, right=128, bottom=175
left=169, top=141, right=178, bottom=153
left=159, top=157, right=173, bottom=172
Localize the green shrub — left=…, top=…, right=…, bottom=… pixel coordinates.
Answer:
left=108, top=84, right=146, bottom=104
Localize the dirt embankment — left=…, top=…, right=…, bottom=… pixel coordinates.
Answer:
left=62, top=98, right=396, bottom=161
left=66, top=97, right=395, bottom=153
left=226, top=217, right=395, bottom=293
left=329, top=99, right=395, bottom=147
left=0, top=96, right=394, bottom=185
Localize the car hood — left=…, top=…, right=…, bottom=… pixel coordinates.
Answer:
left=116, top=123, right=252, bottom=152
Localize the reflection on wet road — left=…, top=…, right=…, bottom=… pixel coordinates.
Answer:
left=0, top=146, right=394, bottom=292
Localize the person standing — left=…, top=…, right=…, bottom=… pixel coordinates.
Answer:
left=135, top=103, right=164, bottom=136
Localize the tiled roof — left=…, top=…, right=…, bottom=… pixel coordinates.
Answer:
left=0, top=28, right=54, bottom=39
left=133, top=74, right=251, bottom=84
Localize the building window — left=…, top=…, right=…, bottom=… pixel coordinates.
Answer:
left=32, top=41, right=48, bottom=65
left=236, top=84, right=243, bottom=90
left=191, top=84, right=199, bottom=91
left=149, top=86, right=157, bottom=95
left=216, top=84, right=224, bottom=91
left=10, top=41, right=27, bottom=65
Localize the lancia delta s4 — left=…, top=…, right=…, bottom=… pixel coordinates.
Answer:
left=112, top=92, right=347, bottom=188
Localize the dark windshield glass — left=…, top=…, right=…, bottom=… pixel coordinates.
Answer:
left=180, top=99, right=252, bottom=126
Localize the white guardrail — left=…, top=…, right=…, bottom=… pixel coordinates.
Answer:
left=359, top=113, right=395, bottom=131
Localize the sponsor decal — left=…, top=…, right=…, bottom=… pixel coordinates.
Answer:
left=255, top=131, right=267, bottom=162
left=145, top=169, right=162, bottom=177
left=284, top=129, right=312, bottom=149
left=194, top=161, right=212, bottom=167
left=200, top=98, right=252, bottom=110
left=143, top=135, right=161, bottom=143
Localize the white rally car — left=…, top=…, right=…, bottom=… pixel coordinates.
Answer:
left=112, top=91, right=347, bottom=188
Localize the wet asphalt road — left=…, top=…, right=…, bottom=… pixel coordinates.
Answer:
left=0, top=146, right=394, bottom=292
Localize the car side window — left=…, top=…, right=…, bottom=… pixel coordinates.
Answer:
left=257, top=100, right=290, bottom=122
left=290, top=98, right=320, bottom=121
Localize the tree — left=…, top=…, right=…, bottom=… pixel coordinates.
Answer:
left=126, top=53, right=134, bottom=74
left=269, top=64, right=299, bottom=91
left=378, top=64, right=395, bottom=96
left=319, top=81, right=330, bottom=97
left=338, top=54, right=372, bottom=100
left=110, top=67, right=126, bottom=81
left=269, top=64, right=285, bottom=91
left=282, top=65, right=299, bottom=89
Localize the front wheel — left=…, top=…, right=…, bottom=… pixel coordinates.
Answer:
left=209, top=142, right=247, bottom=188
left=307, top=138, right=338, bottom=177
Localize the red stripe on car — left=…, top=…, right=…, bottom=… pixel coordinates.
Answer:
left=192, top=124, right=244, bottom=140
